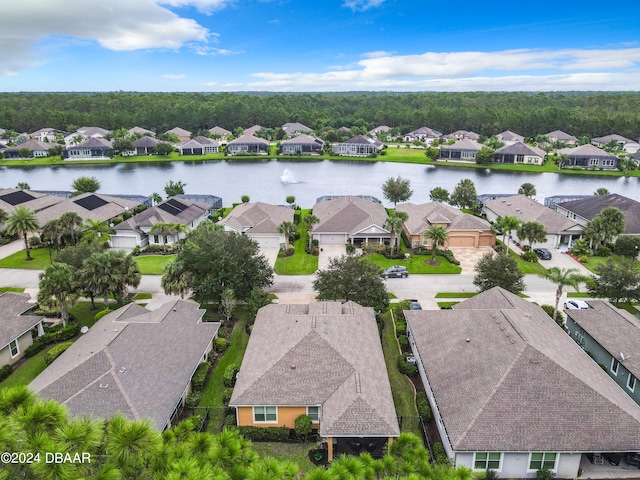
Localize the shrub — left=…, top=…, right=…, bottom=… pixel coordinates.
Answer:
left=223, top=413, right=237, bottom=428
left=44, top=341, right=74, bottom=366
left=432, top=442, right=449, bottom=465
left=536, top=468, right=556, bottom=480
left=578, top=255, right=589, bottom=264
left=223, top=363, right=240, bottom=388
left=217, top=327, right=229, bottom=339
left=440, top=250, right=460, bottom=265
left=397, top=354, right=418, bottom=377
left=94, top=309, right=113, bottom=322
left=398, top=335, right=409, bottom=350
left=395, top=321, right=406, bottom=335
left=238, top=426, right=291, bottom=442
left=595, top=246, right=611, bottom=257
left=191, top=362, right=211, bottom=391
left=25, top=341, right=47, bottom=358
left=215, top=337, right=229, bottom=354
left=346, top=243, right=356, bottom=255
left=28, top=236, right=42, bottom=248
left=294, top=414, right=313, bottom=441
left=521, top=251, right=539, bottom=262
left=185, top=392, right=201, bottom=408
left=493, top=243, right=507, bottom=253
left=416, top=391, right=431, bottom=422
left=222, top=388, right=234, bottom=405
left=55, top=323, right=81, bottom=341
left=0, top=364, right=12, bottom=382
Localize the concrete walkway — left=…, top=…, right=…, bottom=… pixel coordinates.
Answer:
left=0, top=239, right=26, bottom=260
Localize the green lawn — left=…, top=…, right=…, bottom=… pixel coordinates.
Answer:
left=580, top=256, right=609, bottom=273
left=133, top=292, right=153, bottom=300
left=69, top=301, right=104, bottom=329
left=508, top=250, right=547, bottom=274
left=274, top=210, right=318, bottom=275
left=435, top=292, right=477, bottom=298
left=567, top=292, right=591, bottom=298
left=437, top=302, right=459, bottom=309
left=250, top=442, right=317, bottom=474
left=0, top=345, right=56, bottom=390
left=0, top=248, right=52, bottom=269
left=134, top=254, right=176, bottom=275
left=0, top=287, right=25, bottom=292
left=365, top=253, right=462, bottom=274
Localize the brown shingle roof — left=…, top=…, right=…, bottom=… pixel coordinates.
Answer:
left=397, top=202, right=491, bottom=235
left=230, top=302, right=399, bottom=437
left=219, top=202, right=294, bottom=235
left=558, top=194, right=640, bottom=234
left=313, top=196, right=389, bottom=236
left=405, top=287, right=640, bottom=452
left=36, top=193, right=140, bottom=225
left=0, top=188, right=65, bottom=216
left=494, top=142, right=546, bottom=157
left=0, top=293, right=43, bottom=350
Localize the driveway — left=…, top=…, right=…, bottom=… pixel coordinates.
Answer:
left=260, top=247, right=280, bottom=268
left=0, top=239, right=26, bottom=260
left=318, top=244, right=347, bottom=270
left=449, top=247, right=494, bottom=274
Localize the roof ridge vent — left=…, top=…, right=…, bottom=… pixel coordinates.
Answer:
left=355, top=372, right=362, bottom=394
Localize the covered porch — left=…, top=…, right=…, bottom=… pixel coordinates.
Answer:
left=579, top=453, right=640, bottom=479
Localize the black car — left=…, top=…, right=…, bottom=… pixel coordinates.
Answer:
left=410, top=299, right=422, bottom=310
left=381, top=266, right=409, bottom=278
left=533, top=248, right=552, bottom=260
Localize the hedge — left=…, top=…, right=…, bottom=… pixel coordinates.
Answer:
left=397, top=354, right=418, bottom=377
left=0, top=364, right=12, bottom=382
left=223, top=363, right=240, bottom=388
left=94, top=309, right=113, bottom=322
left=186, top=392, right=202, bottom=408
left=432, top=442, right=450, bottom=465
left=416, top=391, right=431, bottom=422
left=44, top=341, right=74, bottom=366
left=215, top=337, right=229, bottom=353
left=191, top=362, right=211, bottom=391
left=25, top=323, right=81, bottom=357
left=238, top=426, right=291, bottom=442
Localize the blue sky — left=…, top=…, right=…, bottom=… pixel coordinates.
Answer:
left=1, top=0, right=640, bottom=92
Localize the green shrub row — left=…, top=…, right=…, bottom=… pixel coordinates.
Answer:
left=223, top=363, right=240, bottom=388
left=0, top=364, right=12, bottom=382
left=432, top=442, right=450, bottom=465
left=186, top=392, right=202, bottom=408
left=215, top=337, right=229, bottom=353
left=94, top=309, right=113, bottom=322
left=191, top=362, right=211, bottom=391
left=238, top=426, right=291, bottom=442
left=395, top=321, right=406, bottom=335
left=44, top=341, right=74, bottom=366
left=416, top=391, right=431, bottom=422
left=398, top=335, right=409, bottom=350
left=397, top=354, right=418, bottom=377
left=439, top=250, right=460, bottom=266
left=25, top=323, right=81, bottom=357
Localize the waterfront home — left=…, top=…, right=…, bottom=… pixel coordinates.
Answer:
left=557, top=144, right=620, bottom=170
left=403, top=126, right=442, bottom=144
left=226, top=134, right=269, bottom=155
left=35, top=192, right=140, bottom=226
left=0, top=188, right=65, bottom=217
left=332, top=135, right=384, bottom=156
left=482, top=194, right=582, bottom=249
left=3, top=139, right=52, bottom=159
left=492, top=142, right=546, bottom=165
left=230, top=301, right=399, bottom=462
left=132, top=135, right=161, bottom=155
left=0, top=293, right=44, bottom=367
left=397, top=202, right=495, bottom=248
left=438, top=139, right=483, bottom=161
left=218, top=201, right=294, bottom=249
left=591, top=134, right=639, bottom=154
left=279, top=134, right=324, bottom=155
left=554, top=193, right=640, bottom=235
left=64, top=137, right=113, bottom=160
left=176, top=136, right=220, bottom=155
left=30, top=300, right=219, bottom=431
left=405, top=287, right=640, bottom=479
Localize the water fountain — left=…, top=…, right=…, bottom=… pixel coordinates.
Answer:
left=280, top=168, right=299, bottom=184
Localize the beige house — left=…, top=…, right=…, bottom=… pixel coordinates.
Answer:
left=219, top=202, right=294, bottom=249
left=493, top=142, right=546, bottom=165
left=230, top=302, right=399, bottom=461
left=35, top=193, right=140, bottom=226
left=397, top=202, right=495, bottom=248
left=0, top=293, right=44, bottom=367
left=0, top=188, right=65, bottom=218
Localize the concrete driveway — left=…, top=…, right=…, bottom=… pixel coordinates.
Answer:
left=449, top=247, right=494, bottom=274
left=318, top=244, right=347, bottom=270
left=260, top=247, right=280, bottom=268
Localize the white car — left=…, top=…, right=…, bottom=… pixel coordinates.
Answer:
left=564, top=300, right=589, bottom=310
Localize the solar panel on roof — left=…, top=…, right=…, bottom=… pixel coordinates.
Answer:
left=166, top=198, right=188, bottom=212
left=73, top=194, right=109, bottom=211
left=157, top=202, right=182, bottom=216
left=0, top=191, right=36, bottom=206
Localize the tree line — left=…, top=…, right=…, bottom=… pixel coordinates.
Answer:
left=1, top=91, right=639, bottom=139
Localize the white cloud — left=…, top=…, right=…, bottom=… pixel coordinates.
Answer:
left=193, top=46, right=242, bottom=56
left=361, top=50, right=395, bottom=59
left=0, top=0, right=221, bottom=76
left=343, top=0, right=386, bottom=12
left=163, top=74, right=187, bottom=79
left=159, top=0, right=234, bottom=14
left=236, top=47, right=640, bottom=91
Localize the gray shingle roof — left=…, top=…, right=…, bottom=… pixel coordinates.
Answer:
left=405, top=126, right=442, bottom=137
left=0, top=293, right=43, bottom=350
left=405, top=287, right=640, bottom=452
left=227, top=134, right=269, bottom=145
left=313, top=196, right=389, bottom=237
left=397, top=202, right=491, bottom=235
left=31, top=300, right=219, bottom=431
left=36, top=193, right=140, bottom=225
left=280, top=134, right=324, bottom=146
left=132, top=136, right=161, bottom=148
left=176, top=136, right=219, bottom=148
left=558, top=194, right=640, bottom=234
left=557, top=144, right=619, bottom=158
left=219, top=201, right=294, bottom=235
left=440, top=139, right=483, bottom=152
left=230, top=302, right=399, bottom=437
left=0, top=188, right=66, bottom=216
left=546, top=129, right=577, bottom=141
left=496, top=130, right=524, bottom=142
left=7, top=139, right=51, bottom=152
left=115, top=197, right=211, bottom=232
left=165, top=127, right=191, bottom=137
left=282, top=122, right=312, bottom=135
left=591, top=134, right=635, bottom=145
left=128, top=126, right=155, bottom=136
left=494, top=142, right=546, bottom=157
left=208, top=126, right=231, bottom=136
left=243, top=125, right=263, bottom=136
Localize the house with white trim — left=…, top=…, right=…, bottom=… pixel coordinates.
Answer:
left=0, top=293, right=44, bottom=367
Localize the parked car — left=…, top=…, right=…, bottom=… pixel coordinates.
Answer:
left=410, top=299, right=422, bottom=310
left=564, top=300, right=589, bottom=310
left=381, top=266, right=408, bottom=279
left=533, top=247, right=552, bottom=260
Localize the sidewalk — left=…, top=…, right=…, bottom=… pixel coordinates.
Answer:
left=0, top=239, right=26, bottom=260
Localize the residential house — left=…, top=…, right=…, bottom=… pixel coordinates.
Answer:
left=208, top=126, right=232, bottom=143
left=545, top=129, right=578, bottom=145
left=591, top=134, right=639, bottom=154
left=230, top=301, right=400, bottom=462
left=64, top=137, right=113, bottom=160
left=128, top=126, right=155, bottom=137
left=30, top=300, right=220, bottom=431
left=35, top=192, right=140, bottom=226
left=164, top=127, right=191, bottom=142
left=176, top=136, right=220, bottom=155
left=0, top=293, right=44, bottom=367
left=111, top=196, right=214, bottom=251
left=554, top=194, right=640, bottom=236
left=3, top=139, right=52, bottom=159
left=226, top=135, right=269, bottom=155
left=64, top=126, right=110, bottom=145
left=495, top=130, right=524, bottom=145
left=132, top=135, right=161, bottom=155
left=557, top=144, right=620, bottom=170
left=492, top=142, right=546, bottom=165
left=403, top=126, right=442, bottom=144
left=282, top=122, right=313, bottom=137
left=218, top=202, right=294, bottom=249
left=279, top=134, right=324, bottom=155
left=243, top=125, right=264, bottom=137
left=482, top=194, right=582, bottom=249
left=332, top=135, right=384, bottom=156
left=444, top=130, right=480, bottom=141
left=0, top=188, right=65, bottom=218
left=565, top=300, right=640, bottom=406
left=312, top=196, right=390, bottom=246
left=405, top=287, right=640, bottom=479
left=30, top=127, right=63, bottom=143
left=438, top=139, right=483, bottom=161
left=368, top=125, right=391, bottom=139
left=397, top=202, right=495, bottom=248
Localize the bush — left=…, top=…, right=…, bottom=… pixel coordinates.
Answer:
left=28, top=236, right=42, bottom=248
left=222, top=388, right=234, bottom=405
left=215, top=337, right=229, bottom=354
left=432, top=442, right=449, bottom=465
left=395, top=321, right=406, bottom=335
left=398, top=335, right=409, bottom=350
left=595, top=246, right=612, bottom=257
left=578, top=255, right=589, bottom=264
left=191, top=361, right=211, bottom=391
left=185, top=392, right=201, bottom=408
left=397, top=354, right=418, bottom=377
left=346, top=243, right=356, bottom=255
left=294, top=414, right=313, bottom=441
left=94, top=309, right=113, bottom=322
left=440, top=250, right=460, bottom=265
left=416, top=391, right=431, bottom=422
left=493, top=243, right=507, bottom=253
left=223, top=363, right=240, bottom=388
left=27, top=323, right=81, bottom=357
left=223, top=413, right=237, bottom=428
left=0, top=364, right=12, bottom=382
left=238, top=426, right=291, bottom=442
left=55, top=323, right=81, bottom=341
left=25, top=341, right=47, bottom=358
left=44, top=341, right=74, bottom=366
left=521, top=251, right=539, bottom=262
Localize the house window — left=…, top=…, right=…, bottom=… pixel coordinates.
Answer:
left=602, top=159, right=615, bottom=166
left=307, top=406, right=320, bottom=423
left=253, top=406, right=277, bottom=423
left=9, top=339, right=19, bottom=358
left=474, top=452, right=501, bottom=470
left=611, top=358, right=620, bottom=376
left=529, top=452, right=557, bottom=471
left=516, top=154, right=524, bottom=163
left=574, top=331, right=585, bottom=346
left=628, top=375, right=637, bottom=392
left=589, top=158, right=599, bottom=166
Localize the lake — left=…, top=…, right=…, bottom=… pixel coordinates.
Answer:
left=1, top=159, right=639, bottom=207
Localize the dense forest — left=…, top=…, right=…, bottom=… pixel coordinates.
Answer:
left=1, top=91, right=639, bottom=139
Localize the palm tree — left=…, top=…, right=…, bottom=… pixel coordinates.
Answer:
left=518, top=182, right=536, bottom=199
left=59, top=211, right=83, bottom=245
left=425, top=225, right=449, bottom=263
left=537, top=267, right=589, bottom=323
left=383, top=211, right=408, bottom=254
left=621, top=156, right=638, bottom=176
left=37, top=262, right=79, bottom=326
left=161, top=260, right=190, bottom=299
left=149, top=192, right=162, bottom=205
left=15, top=182, right=30, bottom=190
left=81, top=250, right=140, bottom=309
left=0, top=208, right=8, bottom=243
left=152, top=222, right=187, bottom=253
left=82, top=219, right=114, bottom=244
left=494, top=215, right=520, bottom=248
left=517, top=221, right=546, bottom=250
left=276, top=221, right=297, bottom=250
left=41, top=219, right=65, bottom=249
left=5, top=206, right=40, bottom=260
left=303, top=214, right=320, bottom=251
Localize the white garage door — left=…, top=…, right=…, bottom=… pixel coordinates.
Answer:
left=110, top=235, right=138, bottom=250
left=317, top=234, right=346, bottom=245
left=254, top=236, right=281, bottom=249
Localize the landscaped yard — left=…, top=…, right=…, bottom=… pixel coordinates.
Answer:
left=0, top=345, right=56, bottom=390
left=134, top=254, right=176, bottom=275
left=274, top=210, right=318, bottom=275
left=0, top=287, right=25, bottom=293
left=250, top=442, right=317, bottom=474
left=365, top=253, right=462, bottom=274
left=580, top=255, right=609, bottom=273
left=69, top=301, right=105, bottom=329
left=509, top=250, right=547, bottom=274
left=435, top=292, right=477, bottom=298
left=0, top=248, right=52, bottom=269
